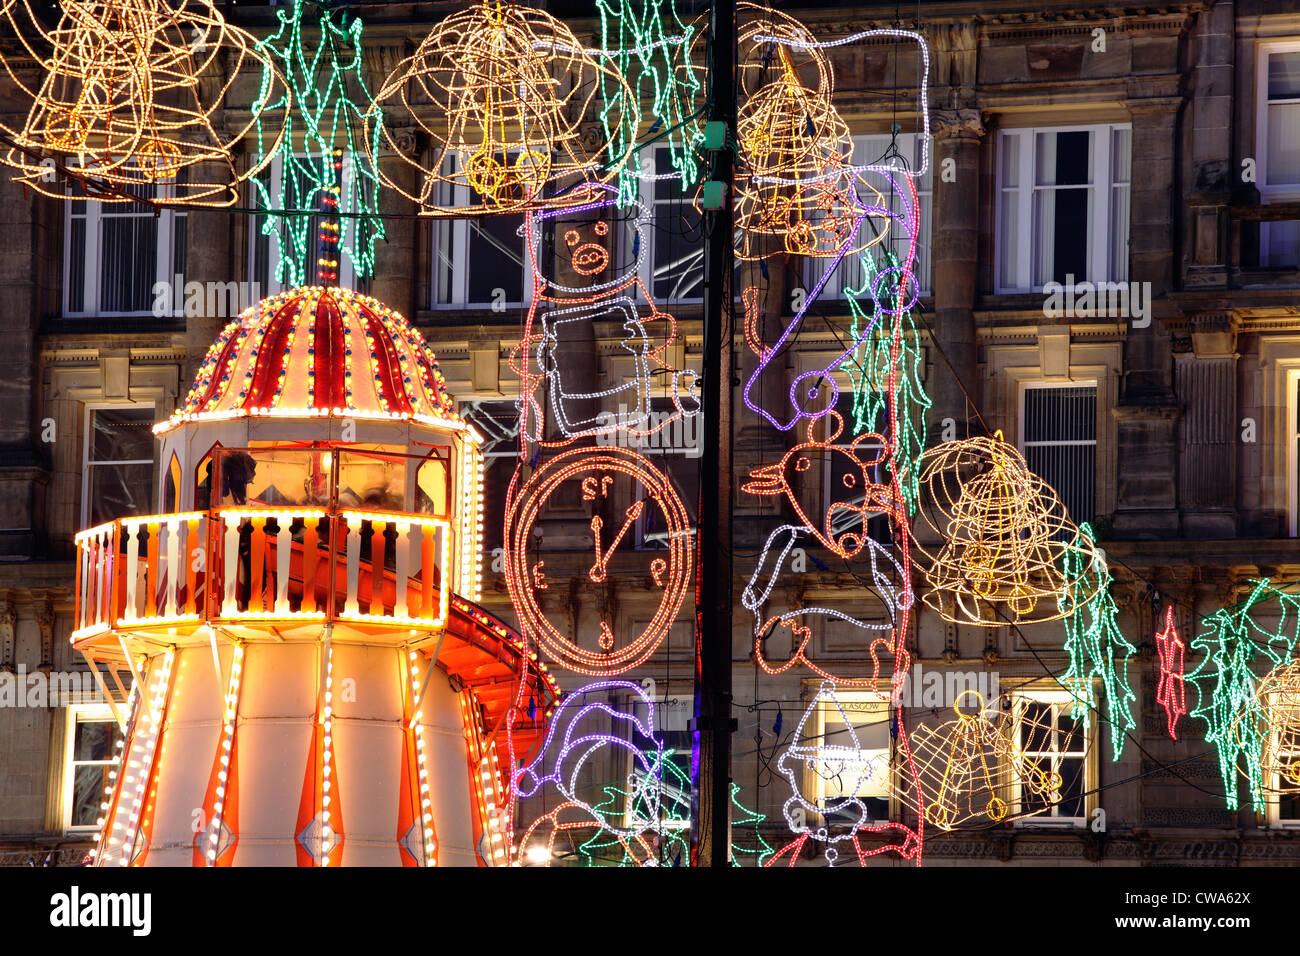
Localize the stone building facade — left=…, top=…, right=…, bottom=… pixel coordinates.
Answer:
left=2, top=0, right=1299, bottom=866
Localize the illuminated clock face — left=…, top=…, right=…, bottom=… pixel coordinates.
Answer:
left=504, top=446, right=692, bottom=675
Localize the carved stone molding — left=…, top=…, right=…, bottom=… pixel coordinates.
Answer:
left=35, top=598, right=53, bottom=673
left=931, top=108, right=985, bottom=141
left=0, top=596, right=14, bottom=672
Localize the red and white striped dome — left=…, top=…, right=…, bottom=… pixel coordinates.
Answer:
left=157, top=286, right=463, bottom=434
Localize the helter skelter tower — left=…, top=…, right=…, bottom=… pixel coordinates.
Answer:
left=70, top=285, right=559, bottom=866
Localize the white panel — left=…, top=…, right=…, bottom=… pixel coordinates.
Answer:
left=419, top=674, right=477, bottom=865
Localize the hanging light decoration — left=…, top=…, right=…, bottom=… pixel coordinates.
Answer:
left=904, top=432, right=1101, bottom=626
left=1189, top=579, right=1300, bottom=811
left=1242, top=661, right=1300, bottom=801
left=0, top=0, right=287, bottom=205
left=367, top=0, right=635, bottom=216
left=893, top=691, right=1073, bottom=830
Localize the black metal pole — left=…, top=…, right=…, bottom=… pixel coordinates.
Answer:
left=691, top=0, right=735, bottom=867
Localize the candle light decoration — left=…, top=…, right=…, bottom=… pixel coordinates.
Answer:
left=0, top=0, right=286, bottom=205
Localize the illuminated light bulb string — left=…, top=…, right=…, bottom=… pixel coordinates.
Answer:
left=252, top=0, right=384, bottom=286
left=0, top=0, right=288, bottom=206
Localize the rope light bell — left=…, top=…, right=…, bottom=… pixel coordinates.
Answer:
left=367, top=0, right=635, bottom=216
left=0, top=0, right=287, bottom=205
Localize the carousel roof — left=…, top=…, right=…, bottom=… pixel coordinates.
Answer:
left=156, top=286, right=464, bottom=435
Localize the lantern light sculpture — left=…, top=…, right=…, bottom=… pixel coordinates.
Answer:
left=0, top=0, right=287, bottom=205
left=72, top=285, right=559, bottom=866
left=367, top=0, right=635, bottom=216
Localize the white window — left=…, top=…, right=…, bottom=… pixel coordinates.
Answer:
left=459, top=399, right=521, bottom=556
left=250, top=154, right=376, bottom=294
left=64, top=185, right=187, bottom=316
left=1256, top=43, right=1300, bottom=266
left=633, top=398, right=700, bottom=550
left=810, top=132, right=933, bottom=300
left=809, top=689, right=892, bottom=824
left=82, top=403, right=156, bottom=526
left=624, top=693, right=692, bottom=832
left=1019, top=382, right=1098, bottom=524
left=63, top=705, right=124, bottom=833
left=1012, top=690, right=1092, bottom=827
left=996, top=124, right=1130, bottom=292
left=637, top=146, right=705, bottom=304
left=430, top=154, right=528, bottom=309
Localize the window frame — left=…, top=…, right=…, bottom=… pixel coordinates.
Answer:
left=64, top=193, right=186, bottom=317
left=429, top=153, right=531, bottom=310
left=994, top=123, right=1131, bottom=293
left=622, top=691, right=693, bottom=833
left=1017, top=379, right=1100, bottom=524
left=803, top=131, right=934, bottom=301
left=81, top=401, right=157, bottom=527
left=636, top=144, right=706, bottom=305
left=1255, top=41, right=1300, bottom=265
left=62, top=703, right=123, bottom=835
left=806, top=686, right=894, bottom=825
left=1010, top=688, right=1097, bottom=829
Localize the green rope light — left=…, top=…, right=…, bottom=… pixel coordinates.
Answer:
left=597, top=0, right=705, bottom=206
left=839, top=251, right=931, bottom=516
left=1058, top=523, right=1138, bottom=762
left=1187, top=578, right=1300, bottom=810
left=577, top=749, right=771, bottom=866
left=251, top=0, right=384, bottom=286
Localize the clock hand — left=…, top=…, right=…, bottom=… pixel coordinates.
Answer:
left=589, top=499, right=645, bottom=582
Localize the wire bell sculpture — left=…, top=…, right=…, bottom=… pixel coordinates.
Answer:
left=904, top=431, right=1102, bottom=626
left=367, top=0, right=635, bottom=216
left=0, top=0, right=287, bottom=206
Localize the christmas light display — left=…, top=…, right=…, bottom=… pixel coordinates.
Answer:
left=840, top=250, right=931, bottom=517
left=741, top=523, right=911, bottom=685
left=512, top=183, right=700, bottom=444
left=0, top=0, right=286, bottom=205
left=766, top=680, right=920, bottom=867
left=905, top=433, right=1101, bottom=626
left=251, top=0, right=384, bottom=286
left=596, top=0, right=704, bottom=204
left=1188, top=579, right=1300, bottom=810
left=1058, top=523, right=1138, bottom=762
left=153, top=287, right=465, bottom=436
left=503, top=446, right=692, bottom=675
left=743, top=412, right=900, bottom=559
left=1154, top=605, right=1187, bottom=741
left=510, top=680, right=674, bottom=863
left=1244, top=662, right=1300, bottom=799
left=740, top=167, right=919, bottom=433
left=368, top=1, right=635, bottom=216
left=891, top=691, right=1071, bottom=830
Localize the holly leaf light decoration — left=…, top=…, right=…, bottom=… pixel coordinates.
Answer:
left=252, top=0, right=384, bottom=286
left=1186, top=579, right=1300, bottom=810
left=1058, top=523, right=1138, bottom=762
